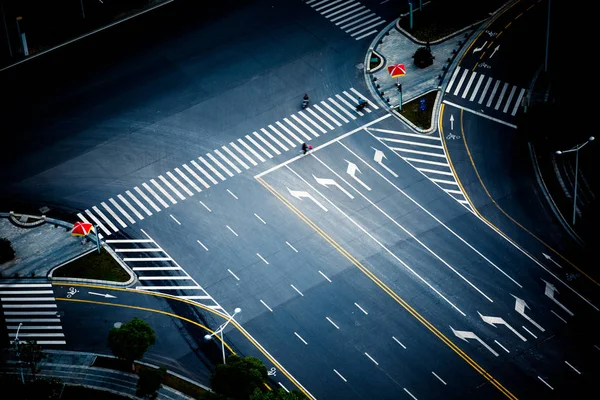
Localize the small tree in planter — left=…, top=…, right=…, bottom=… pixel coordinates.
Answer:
left=413, top=45, right=434, bottom=68
left=0, top=237, right=15, bottom=264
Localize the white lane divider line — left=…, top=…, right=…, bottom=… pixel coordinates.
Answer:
left=127, top=189, right=154, bottom=215
left=318, top=270, right=332, bottom=282
left=227, top=269, right=240, bottom=281
left=134, top=186, right=161, bottom=212
left=141, top=183, right=169, bottom=209
left=254, top=213, right=266, bottom=224
left=227, top=189, right=238, bottom=199
left=109, top=198, right=135, bottom=224
left=170, top=215, right=181, bottom=225
left=175, top=167, right=201, bottom=193
left=191, top=159, right=218, bottom=185
left=290, top=284, right=304, bottom=296
left=93, top=205, right=119, bottom=232
left=294, top=332, right=308, bottom=345
left=277, top=382, right=289, bottom=393
left=159, top=174, right=186, bottom=200
left=354, top=302, right=368, bottom=315
left=167, top=171, right=193, bottom=197
left=199, top=201, right=211, bottom=212
left=364, top=352, right=379, bottom=366
left=326, top=317, right=339, bottom=329
left=101, top=202, right=127, bottom=228
left=431, top=371, right=447, bottom=385
left=565, top=361, right=581, bottom=374
left=403, top=388, right=418, bottom=400
left=522, top=326, right=537, bottom=339
left=183, top=163, right=210, bottom=188
left=196, top=240, right=208, bottom=251
left=117, top=194, right=145, bottom=219
left=286, top=241, right=298, bottom=252
left=257, top=253, right=269, bottom=265
left=392, top=336, right=406, bottom=349
left=494, top=340, right=510, bottom=353
left=260, top=299, right=273, bottom=312
left=226, top=225, right=238, bottom=237
left=537, top=376, right=554, bottom=390
left=551, top=310, right=567, bottom=323
left=333, top=369, right=347, bottom=382
left=151, top=179, right=177, bottom=204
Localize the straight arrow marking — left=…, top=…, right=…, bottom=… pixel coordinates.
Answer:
left=372, top=147, right=398, bottom=177
left=88, top=292, right=116, bottom=299
left=512, top=295, right=545, bottom=332
left=542, top=279, right=574, bottom=316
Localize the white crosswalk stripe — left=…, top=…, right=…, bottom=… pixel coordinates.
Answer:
left=80, top=88, right=375, bottom=232
left=369, top=127, right=474, bottom=212
left=306, top=0, right=385, bottom=40
left=446, top=67, right=526, bottom=117
left=1, top=283, right=66, bottom=345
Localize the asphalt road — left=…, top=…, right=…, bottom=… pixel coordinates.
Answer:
left=1, top=0, right=598, bottom=399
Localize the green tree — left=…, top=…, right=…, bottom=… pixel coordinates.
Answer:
left=0, top=237, right=15, bottom=264
left=210, top=355, right=268, bottom=400
left=107, top=317, right=155, bottom=370
left=413, top=46, right=434, bottom=68
left=136, top=366, right=167, bottom=399
left=250, top=388, right=305, bottom=400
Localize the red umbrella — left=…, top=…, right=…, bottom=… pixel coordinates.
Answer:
left=71, top=222, right=94, bottom=237
left=387, top=63, right=406, bottom=78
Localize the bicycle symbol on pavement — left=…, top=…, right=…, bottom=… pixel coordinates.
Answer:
left=66, top=287, right=79, bottom=298
left=446, top=133, right=461, bottom=140
left=267, top=367, right=276, bottom=377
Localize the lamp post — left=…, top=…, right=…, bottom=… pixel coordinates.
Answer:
left=204, top=307, right=241, bottom=364
left=14, top=322, right=25, bottom=384
left=555, top=136, right=595, bottom=226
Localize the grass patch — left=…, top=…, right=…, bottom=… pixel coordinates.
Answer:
left=399, top=0, right=509, bottom=41
left=53, top=247, right=129, bottom=282
left=398, top=91, right=438, bottom=130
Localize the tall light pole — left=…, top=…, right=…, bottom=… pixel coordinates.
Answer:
left=204, top=307, right=241, bottom=364
left=555, top=136, right=595, bottom=226
left=14, top=322, right=25, bottom=384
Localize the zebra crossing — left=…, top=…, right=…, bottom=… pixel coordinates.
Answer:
left=445, top=66, right=527, bottom=116
left=1, top=282, right=66, bottom=345
left=76, top=88, right=378, bottom=238
left=105, top=230, right=225, bottom=312
left=305, top=0, right=386, bottom=40
left=369, top=127, right=474, bottom=212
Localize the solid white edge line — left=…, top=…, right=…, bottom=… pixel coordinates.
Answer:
left=442, top=100, right=517, bottom=129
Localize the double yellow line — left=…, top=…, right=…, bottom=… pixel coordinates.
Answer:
left=256, top=177, right=518, bottom=400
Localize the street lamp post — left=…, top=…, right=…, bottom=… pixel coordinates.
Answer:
left=14, top=322, right=25, bottom=384
left=204, top=308, right=241, bottom=364
left=555, top=136, right=595, bottom=226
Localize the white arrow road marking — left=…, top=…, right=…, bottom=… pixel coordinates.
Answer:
left=542, top=279, right=574, bottom=316
left=542, top=253, right=562, bottom=268
left=313, top=175, right=354, bottom=199
left=287, top=187, right=328, bottom=211
left=512, top=295, right=545, bottom=332
left=450, top=114, right=454, bottom=130
left=371, top=147, right=398, bottom=177
left=478, top=312, right=527, bottom=342
left=473, top=41, right=487, bottom=53
left=490, top=44, right=500, bottom=58
left=88, top=292, right=116, bottom=299
left=345, top=160, right=371, bottom=191
left=450, top=326, right=499, bottom=356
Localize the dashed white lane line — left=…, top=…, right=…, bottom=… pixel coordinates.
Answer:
left=257, top=253, right=269, bottom=265
left=226, top=225, right=238, bottom=237
left=260, top=299, right=273, bottom=312
left=403, top=388, right=418, bottom=400
left=134, top=186, right=161, bottom=212
left=227, top=269, right=240, bottom=281
left=364, top=352, right=379, bottom=366
left=286, top=241, right=298, bottom=252
left=196, top=240, right=208, bottom=251
left=159, top=174, right=186, bottom=200
left=254, top=213, right=266, bottom=224
left=141, top=183, right=169, bottom=209
left=109, top=198, right=136, bottom=224
left=551, top=310, right=567, bottom=323
left=290, top=284, right=304, bottom=296
left=565, top=361, right=581, bottom=374
left=333, top=369, right=347, bottom=382
left=537, top=376, right=554, bottom=390
left=318, top=270, right=332, bottom=282
left=392, top=336, right=406, bottom=349
left=326, top=317, right=339, bottom=329
left=522, top=326, right=537, bottom=339
left=294, top=332, right=308, bottom=345
left=432, top=372, right=447, bottom=385
left=183, top=163, right=210, bottom=188
left=151, top=179, right=177, bottom=204
left=354, top=302, right=368, bottom=315
left=494, top=340, right=510, bottom=353
left=170, top=215, right=181, bottom=225
left=227, top=189, right=238, bottom=199
left=277, top=382, right=289, bottom=393
left=199, top=201, right=211, bottom=212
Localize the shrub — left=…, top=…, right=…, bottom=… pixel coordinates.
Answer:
left=0, top=237, right=15, bottom=263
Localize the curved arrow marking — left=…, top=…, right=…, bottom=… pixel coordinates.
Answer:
left=313, top=175, right=354, bottom=199
left=287, top=187, right=328, bottom=212
left=478, top=312, right=527, bottom=342
left=450, top=326, right=499, bottom=356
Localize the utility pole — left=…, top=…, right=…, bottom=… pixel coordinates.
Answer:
left=1, top=1, right=12, bottom=57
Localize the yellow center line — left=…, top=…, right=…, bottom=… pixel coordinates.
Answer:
left=256, top=176, right=518, bottom=400
left=53, top=284, right=314, bottom=398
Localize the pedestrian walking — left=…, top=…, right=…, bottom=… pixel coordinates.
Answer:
left=302, top=143, right=312, bottom=155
